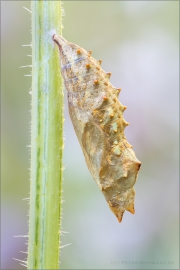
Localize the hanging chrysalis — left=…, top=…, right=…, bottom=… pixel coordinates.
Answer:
left=53, top=34, right=141, bottom=222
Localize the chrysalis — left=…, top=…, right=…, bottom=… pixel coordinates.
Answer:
left=53, top=34, right=141, bottom=222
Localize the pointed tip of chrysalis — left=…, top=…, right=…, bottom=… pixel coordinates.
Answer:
left=126, top=203, right=135, bottom=214
left=117, top=211, right=124, bottom=223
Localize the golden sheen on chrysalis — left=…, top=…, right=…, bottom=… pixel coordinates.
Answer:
left=53, top=34, right=141, bottom=222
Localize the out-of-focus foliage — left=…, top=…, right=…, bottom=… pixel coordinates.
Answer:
left=1, top=1, right=179, bottom=269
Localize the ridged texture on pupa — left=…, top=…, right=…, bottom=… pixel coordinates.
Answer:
left=53, top=34, right=141, bottom=222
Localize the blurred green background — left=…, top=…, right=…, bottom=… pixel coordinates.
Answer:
left=1, top=1, right=179, bottom=269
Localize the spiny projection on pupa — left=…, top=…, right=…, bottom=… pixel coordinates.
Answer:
left=53, top=34, right=141, bottom=222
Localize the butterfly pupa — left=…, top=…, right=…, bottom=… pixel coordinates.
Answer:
left=53, top=34, right=141, bottom=222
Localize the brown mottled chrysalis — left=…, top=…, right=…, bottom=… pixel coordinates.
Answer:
left=53, top=34, right=141, bottom=222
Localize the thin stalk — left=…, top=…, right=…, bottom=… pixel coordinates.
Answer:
left=27, top=1, right=63, bottom=269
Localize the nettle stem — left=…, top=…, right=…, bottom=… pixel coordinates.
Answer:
left=27, top=1, right=63, bottom=269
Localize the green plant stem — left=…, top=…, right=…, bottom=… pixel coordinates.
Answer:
left=27, top=1, right=63, bottom=269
